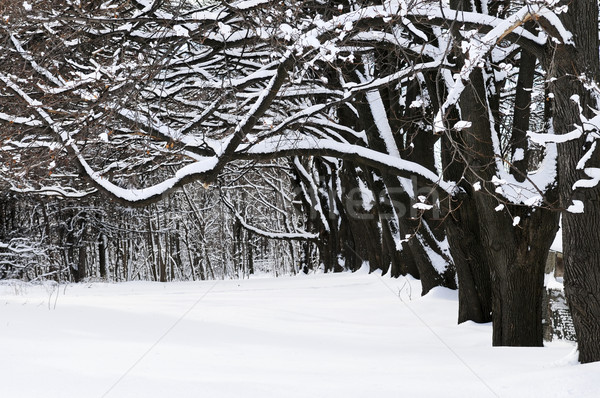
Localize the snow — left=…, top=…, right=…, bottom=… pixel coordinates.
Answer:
left=344, top=60, right=442, bottom=94
left=566, top=200, right=584, bottom=213
left=528, top=129, right=582, bottom=144
left=453, top=120, right=473, bottom=130
left=537, top=7, right=574, bottom=45
left=545, top=272, right=565, bottom=291
left=513, top=148, right=525, bottom=162
left=0, top=112, right=41, bottom=126
left=357, top=177, right=374, bottom=211
left=413, top=202, right=433, bottom=210
left=413, top=195, right=434, bottom=211
left=410, top=3, right=546, bottom=46
left=0, top=273, right=598, bottom=398
left=524, top=195, right=542, bottom=207
left=550, top=216, right=563, bottom=252
left=218, top=22, right=232, bottom=37
left=8, top=185, right=94, bottom=198
left=573, top=168, right=600, bottom=190
left=576, top=142, right=597, bottom=170
left=361, top=64, right=401, bottom=159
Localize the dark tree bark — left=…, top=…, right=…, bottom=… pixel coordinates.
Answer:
left=338, top=164, right=386, bottom=272
left=475, top=195, right=558, bottom=346
left=437, top=60, right=494, bottom=323
left=451, top=67, right=558, bottom=344
left=76, top=216, right=87, bottom=282
left=443, top=189, right=493, bottom=324
left=511, top=46, right=537, bottom=179
left=352, top=78, right=456, bottom=290
left=98, top=232, right=108, bottom=279
left=545, top=0, right=600, bottom=363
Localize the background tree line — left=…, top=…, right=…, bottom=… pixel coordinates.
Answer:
left=0, top=163, right=307, bottom=282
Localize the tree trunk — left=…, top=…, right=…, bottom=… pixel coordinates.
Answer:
left=444, top=191, right=492, bottom=323
left=452, top=67, right=558, bottom=344
left=77, top=219, right=86, bottom=281
left=475, top=194, right=557, bottom=346
left=98, top=232, right=108, bottom=279
left=546, top=0, right=600, bottom=363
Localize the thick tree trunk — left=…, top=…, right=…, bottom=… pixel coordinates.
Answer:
left=337, top=163, right=385, bottom=272
left=452, top=67, right=558, bottom=344
left=475, top=196, right=557, bottom=346
left=547, top=0, right=600, bottom=363
left=444, top=191, right=492, bottom=324
left=440, top=73, right=494, bottom=324
left=489, top=253, right=545, bottom=346
left=561, top=208, right=600, bottom=362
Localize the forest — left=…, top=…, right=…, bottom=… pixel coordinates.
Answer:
left=1, top=0, right=600, bottom=364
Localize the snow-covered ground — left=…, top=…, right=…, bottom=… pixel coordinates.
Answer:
left=1, top=271, right=598, bottom=398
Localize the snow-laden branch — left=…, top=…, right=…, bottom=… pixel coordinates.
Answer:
left=530, top=94, right=600, bottom=194
left=0, top=238, right=46, bottom=257
left=433, top=3, right=570, bottom=134
left=0, top=71, right=194, bottom=203
left=528, top=129, right=583, bottom=144
left=242, top=137, right=456, bottom=195
left=408, top=2, right=549, bottom=47
left=262, top=59, right=442, bottom=145
left=358, top=59, right=401, bottom=159
left=234, top=211, right=318, bottom=241
left=8, top=185, right=96, bottom=198
left=0, top=43, right=296, bottom=205
left=0, top=113, right=42, bottom=127
left=0, top=0, right=577, bottom=208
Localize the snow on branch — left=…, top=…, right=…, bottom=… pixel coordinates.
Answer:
left=528, top=129, right=583, bottom=144
left=242, top=138, right=456, bottom=195
left=433, top=3, right=571, bottom=135
left=8, top=185, right=96, bottom=198
left=233, top=210, right=318, bottom=241
left=408, top=2, right=547, bottom=47
left=530, top=94, right=600, bottom=192
left=0, top=0, right=578, bottom=208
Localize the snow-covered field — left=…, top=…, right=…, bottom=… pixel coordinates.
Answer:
left=1, top=271, right=598, bottom=398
